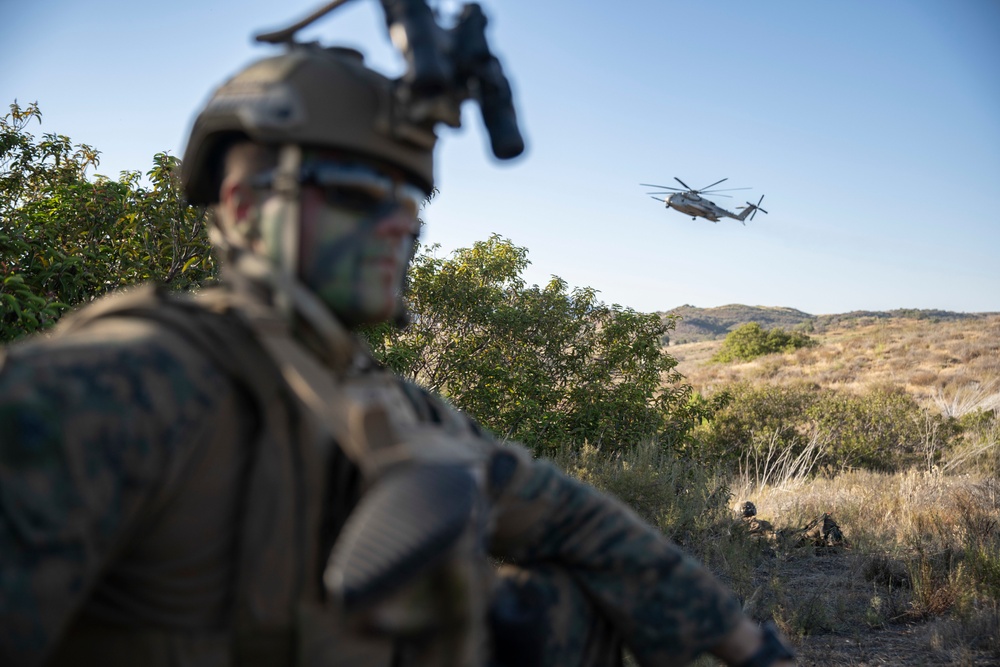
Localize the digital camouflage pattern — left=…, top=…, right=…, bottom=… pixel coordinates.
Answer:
left=489, top=446, right=743, bottom=666
left=0, top=304, right=239, bottom=664
left=0, top=285, right=744, bottom=666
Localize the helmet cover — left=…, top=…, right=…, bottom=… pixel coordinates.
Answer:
left=181, top=47, right=436, bottom=204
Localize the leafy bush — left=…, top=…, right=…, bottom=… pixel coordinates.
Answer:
left=807, top=385, right=925, bottom=471
left=664, top=389, right=733, bottom=455
left=366, top=236, right=693, bottom=454
left=693, top=381, right=951, bottom=472
left=692, top=381, right=819, bottom=465
left=1, top=101, right=215, bottom=342
left=711, top=322, right=817, bottom=363
left=943, top=409, right=1000, bottom=476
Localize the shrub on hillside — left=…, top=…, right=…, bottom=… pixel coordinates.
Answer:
left=692, top=381, right=819, bottom=465
left=662, top=389, right=734, bottom=454
left=711, top=322, right=817, bottom=363
left=807, top=385, right=926, bottom=471
left=943, top=408, right=1000, bottom=476
left=693, top=381, right=952, bottom=473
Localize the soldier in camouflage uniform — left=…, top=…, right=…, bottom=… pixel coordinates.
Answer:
left=0, top=5, right=795, bottom=667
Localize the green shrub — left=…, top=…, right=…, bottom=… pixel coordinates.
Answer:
left=807, top=384, right=925, bottom=472
left=692, top=381, right=819, bottom=466
left=367, top=236, right=693, bottom=454
left=690, top=381, right=944, bottom=473
left=943, top=409, right=999, bottom=476
left=663, top=389, right=733, bottom=455
left=1, top=102, right=216, bottom=342
left=711, top=322, right=817, bottom=363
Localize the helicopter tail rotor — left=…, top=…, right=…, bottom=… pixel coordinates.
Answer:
left=747, top=195, right=768, bottom=221
left=734, top=195, right=768, bottom=225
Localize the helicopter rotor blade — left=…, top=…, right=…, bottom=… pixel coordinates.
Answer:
left=699, top=178, right=729, bottom=192
left=674, top=177, right=692, bottom=191
left=639, top=183, right=684, bottom=191
left=702, top=187, right=753, bottom=193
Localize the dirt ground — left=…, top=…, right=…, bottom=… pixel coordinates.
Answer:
left=735, top=546, right=1000, bottom=667
left=792, top=618, right=999, bottom=666
left=794, top=630, right=995, bottom=666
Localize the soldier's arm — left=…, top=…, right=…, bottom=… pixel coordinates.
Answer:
left=0, top=318, right=230, bottom=666
left=486, top=443, right=749, bottom=666
left=381, top=381, right=791, bottom=665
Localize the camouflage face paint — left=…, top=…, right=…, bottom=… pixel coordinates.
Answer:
left=296, top=186, right=417, bottom=326
left=251, top=151, right=423, bottom=326
left=258, top=194, right=296, bottom=269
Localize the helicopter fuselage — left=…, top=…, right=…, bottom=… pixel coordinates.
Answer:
left=664, top=193, right=732, bottom=222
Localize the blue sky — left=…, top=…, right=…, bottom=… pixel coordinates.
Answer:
left=3, top=1, right=999, bottom=315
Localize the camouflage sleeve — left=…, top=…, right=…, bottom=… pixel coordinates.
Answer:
left=487, top=444, right=744, bottom=667
left=0, top=317, right=231, bottom=666
left=370, top=376, right=743, bottom=664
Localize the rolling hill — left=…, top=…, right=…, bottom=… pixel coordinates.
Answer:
left=668, top=310, right=1000, bottom=412
left=660, top=304, right=996, bottom=345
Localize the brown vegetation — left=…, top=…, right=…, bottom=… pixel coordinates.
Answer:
left=674, top=315, right=1000, bottom=414
left=573, top=314, right=1000, bottom=665
left=566, top=442, right=1000, bottom=666
left=729, top=469, right=1000, bottom=665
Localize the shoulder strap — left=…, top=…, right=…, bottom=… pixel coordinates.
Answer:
left=58, top=285, right=287, bottom=404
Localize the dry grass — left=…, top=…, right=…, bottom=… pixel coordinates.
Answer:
left=714, top=462, right=998, bottom=665
left=739, top=470, right=999, bottom=585
left=614, top=315, right=1000, bottom=663
left=673, top=315, right=1000, bottom=412
left=566, top=443, right=1000, bottom=665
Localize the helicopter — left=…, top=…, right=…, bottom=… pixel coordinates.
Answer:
left=640, top=177, right=767, bottom=225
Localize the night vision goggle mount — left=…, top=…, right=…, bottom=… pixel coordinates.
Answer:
left=256, top=0, right=525, bottom=160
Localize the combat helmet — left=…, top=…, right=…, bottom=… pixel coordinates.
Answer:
left=181, top=0, right=523, bottom=207
left=181, top=46, right=436, bottom=205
